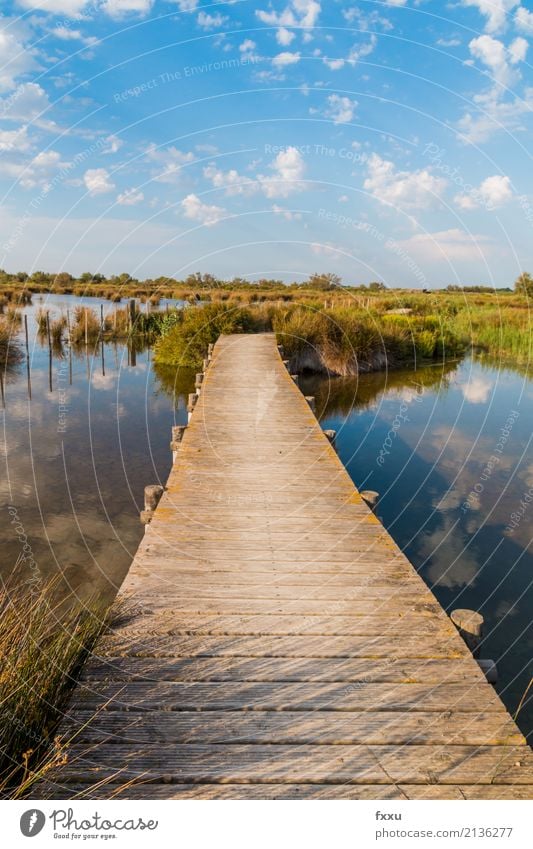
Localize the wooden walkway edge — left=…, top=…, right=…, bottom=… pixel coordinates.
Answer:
left=40, top=333, right=533, bottom=799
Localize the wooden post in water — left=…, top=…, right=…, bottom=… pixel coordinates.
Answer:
left=323, top=429, right=337, bottom=449
left=361, top=490, right=380, bottom=512
left=170, top=425, right=187, bottom=462
left=24, top=314, right=31, bottom=400
left=140, top=484, right=164, bottom=527
left=187, top=392, right=198, bottom=422
left=451, top=609, right=484, bottom=657
left=46, top=311, right=53, bottom=392
left=129, top=299, right=136, bottom=333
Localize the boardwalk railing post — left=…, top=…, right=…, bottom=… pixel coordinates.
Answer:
left=451, top=608, right=484, bottom=657
left=360, top=491, right=380, bottom=512
left=203, top=358, right=209, bottom=372
left=170, top=425, right=187, bottom=461
left=291, top=374, right=299, bottom=386
left=323, top=429, right=337, bottom=450
left=195, top=373, right=204, bottom=393
left=140, top=484, right=164, bottom=526
left=187, top=393, right=198, bottom=422
left=305, top=396, right=316, bottom=413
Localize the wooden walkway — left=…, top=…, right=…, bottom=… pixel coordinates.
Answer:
left=43, top=333, right=533, bottom=799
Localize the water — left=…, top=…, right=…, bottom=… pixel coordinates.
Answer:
left=0, top=294, right=193, bottom=605
left=302, top=358, right=533, bottom=737
left=2, top=299, right=532, bottom=735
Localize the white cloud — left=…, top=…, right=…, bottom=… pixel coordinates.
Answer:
left=84, top=168, right=115, bottom=195
left=203, top=147, right=307, bottom=200
left=197, top=11, right=228, bottom=30
left=276, top=27, right=295, bottom=45
left=257, top=1, right=320, bottom=30
left=102, top=134, right=123, bottom=154
left=0, top=148, right=70, bottom=189
left=469, top=34, right=527, bottom=87
left=437, top=37, right=461, bottom=47
left=272, top=51, right=301, bottom=68
left=343, top=7, right=392, bottom=31
left=0, top=17, right=38, bottom=92
left=454, top=174, right=513, bottom=209
left=18, top=0, right=153, bottom=15
left=323, top=57, right=345, bottom=71
left=181, top=193, right=225, bottom=226
left=395, top=229, right=492, bottom=262
left=173, top=0, right=198, bottom=9
left=102, top=0, right=154, bottom=16
left=272, top=204, right=302, bottom=220
left=325, top=94, right=357, bottom=123
left=462, top=0, right=519, bottom=34
left=458, top=375, right=493, bottom=403
left=146, top=143, right=194, bottom=183
left=0, top=83, right=52, bottom=125
left=515, top=6, right=533, bottom=32
left=0, top=126, right=31, bottom=152
left=52, top=26, right=98, bottom=45
left=364, top=153, right=447, bottom=210
left=203, top=163, right=256, bottom=196
left=457, top=85, right=533, bottom=142
left=16, top=0, right=87, bottom=13
left=239, top=39, right=256, bottom=53
left=117, top=188, right=144, bottom=205
left=260, top=146, right=306, bottom=197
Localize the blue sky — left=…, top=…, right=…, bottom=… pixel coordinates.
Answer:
left=0, top=0, right=532, bottom=287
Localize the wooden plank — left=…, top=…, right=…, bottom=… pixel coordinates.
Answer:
left=113, top=613, right=457, bottom=637
left=44, top=744, right=533, bottom=785
left=35, top=783, right=533, bottom=801
left=81, top=656, right=485, bottom=684
left=70, top=681, right=504, bottom=713
left=99, top=634, right=469, bottom=659
left=62, top=710, right=525, bottom=746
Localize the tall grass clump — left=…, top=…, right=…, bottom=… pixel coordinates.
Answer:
left=154, top=303, right=261, bottom=367
left=0, top=578, right=110, bottom=797
left=273, top=306, right=466, bottom=375
left=70, top=306, right=102, bottom=345
left=455, top=306, right=533, bottom=362
left=0, top=320, right=23, bottom=369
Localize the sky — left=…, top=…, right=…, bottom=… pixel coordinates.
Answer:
left=0, top=1, right=532, bottom=287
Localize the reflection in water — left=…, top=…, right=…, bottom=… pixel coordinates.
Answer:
left=311, top=358, right=533, bottom=738
left=0, top=295, right=194, bottom=608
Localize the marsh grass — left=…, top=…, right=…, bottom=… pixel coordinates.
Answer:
left=0, top=577, right=111, bottom=798
left=0, top=320, right=23, bottom=369
left=154, top=301, right=467, bottom=373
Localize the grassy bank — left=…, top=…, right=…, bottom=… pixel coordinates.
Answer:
left=153, top=294, right=533, bottom=374
left=154, top=302, right=467, bottom=373
left=0, top=578, right=109, bottom=798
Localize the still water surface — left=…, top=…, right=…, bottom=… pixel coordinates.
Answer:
left=1, top=296, right=532, bottom=735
